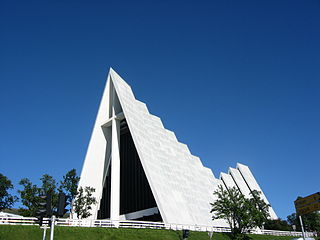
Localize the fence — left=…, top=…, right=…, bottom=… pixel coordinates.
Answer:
left=0, top=216, right=315, bottom=238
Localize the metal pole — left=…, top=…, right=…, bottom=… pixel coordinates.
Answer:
left=42, top=225, right=47, bottom=240
left=299, top=215, right=306, bottom=240
left=50, top=215, right=55, bottom=240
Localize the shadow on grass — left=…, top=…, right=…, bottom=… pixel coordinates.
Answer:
left=173, top=230, right=182, bottom=240
left=221, top=232, right=253, bottom=240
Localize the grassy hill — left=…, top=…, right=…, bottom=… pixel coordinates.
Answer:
left=0, top=225, right=300, bottom=240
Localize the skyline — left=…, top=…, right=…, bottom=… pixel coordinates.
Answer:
left=1, top=0, right=319, bottom=220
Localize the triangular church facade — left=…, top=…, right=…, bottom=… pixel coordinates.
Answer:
left=77, top=68, right=277, bottom=226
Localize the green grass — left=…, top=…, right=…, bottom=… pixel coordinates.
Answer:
left=0, top=225, right=299, bottom=240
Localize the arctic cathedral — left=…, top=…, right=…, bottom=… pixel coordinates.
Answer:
left=77, top=68, right=277, bottom=226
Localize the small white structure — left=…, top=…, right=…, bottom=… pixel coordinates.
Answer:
left=0, top=211, right=22, bottom=218
left=77, top=68, right=277, bottom=226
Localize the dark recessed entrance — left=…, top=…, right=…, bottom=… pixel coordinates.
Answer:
left=97, top=120, right=162, bottom=221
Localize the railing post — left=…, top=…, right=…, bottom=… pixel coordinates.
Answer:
left=50, top=215, right=55, bottom=240
left=42, top=225, right=47, bottom=240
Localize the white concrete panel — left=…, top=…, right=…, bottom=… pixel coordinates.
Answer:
left=228, top=168, right=252, bottom=198
left=220, top=172, right=238, bottom=190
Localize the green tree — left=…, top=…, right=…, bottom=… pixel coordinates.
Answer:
left=73, top=186, right=97, bottom=219
left=18, top=178, right=41, bottom=216
left=40, top=174, right=58, bottom=208
left=0, top=173, right=18, bottom=211
left=40, top=174, right=57, bottom=195
left=59, top=169, right=80, bottom=215
left=303, top=212, right=320, bottom=233
left=18, top=174, right=59, bottom=216
left=287, top=213, right=299, bottom=230
left=264, top=218, right=291, bottom=231
left=287, top=212, right=320, bottom=233
left=210, top=185, right=270, bottom=239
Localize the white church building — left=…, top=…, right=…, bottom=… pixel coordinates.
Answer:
left=77, top=68, right=277, bottom=226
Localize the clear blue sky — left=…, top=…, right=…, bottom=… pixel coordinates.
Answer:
left=1, top=0, right=319, bottom=220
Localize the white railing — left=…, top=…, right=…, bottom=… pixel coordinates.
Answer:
left=0, top=216, right=315, bottom=237
left=164, top=223, right=232, bottom=233
left=260, top=229, right=314, bottom=237
left=0, top=216, right=37, bottom=225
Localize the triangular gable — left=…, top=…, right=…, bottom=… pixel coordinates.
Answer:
left=78, top=68, right=219, bottom=225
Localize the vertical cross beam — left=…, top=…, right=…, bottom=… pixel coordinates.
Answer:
left=110, top=87, right=120, bottom=224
